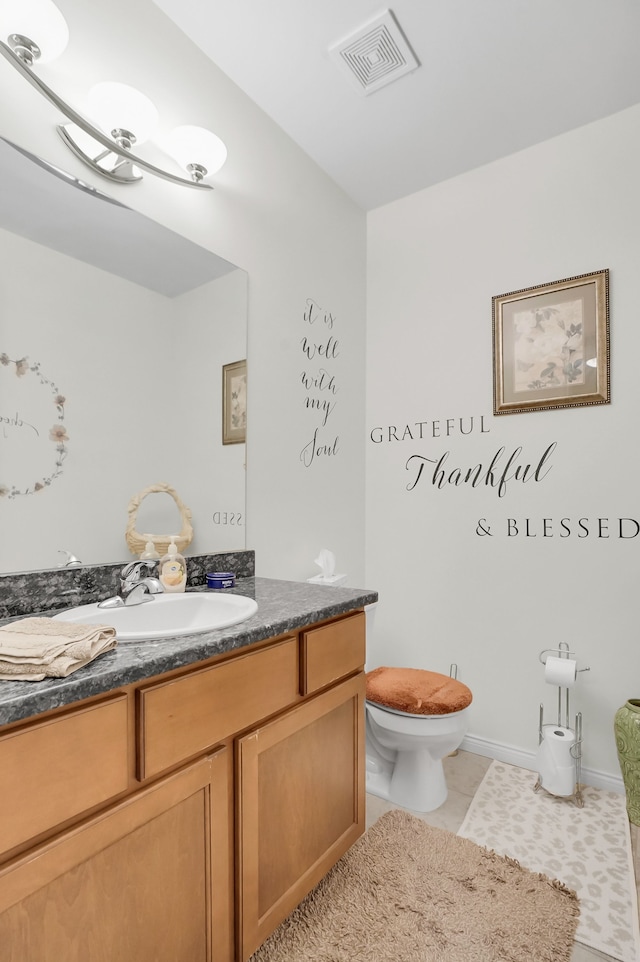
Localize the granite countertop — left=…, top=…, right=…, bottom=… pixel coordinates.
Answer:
left=0, top=577, right=378, bottom=727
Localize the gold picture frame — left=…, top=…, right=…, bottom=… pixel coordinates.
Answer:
left=492, top=269, right=610, bottom=415
left=222, top=359, right=247, bottom=444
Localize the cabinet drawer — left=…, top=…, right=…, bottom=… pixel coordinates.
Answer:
left=138, top=637, right=299, bottom=780
left=0, top=694, right=129, bottom=856
left=301, top=611, right=365, bottom=695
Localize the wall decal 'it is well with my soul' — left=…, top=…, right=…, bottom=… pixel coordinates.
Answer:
left=299, top=298, right=339, bottom=468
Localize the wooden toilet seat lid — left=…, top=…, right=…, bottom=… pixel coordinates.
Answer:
left=365, top=666, right=472, bottom=716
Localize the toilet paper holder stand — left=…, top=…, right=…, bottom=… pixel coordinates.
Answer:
left=538, top=644, right=590, bottom=730
left=534, top=643, right=590, bottom=808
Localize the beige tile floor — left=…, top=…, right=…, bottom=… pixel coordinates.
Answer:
left=365, top=750, right=640, bottom=962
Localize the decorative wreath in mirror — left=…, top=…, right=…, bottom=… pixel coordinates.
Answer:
left=125, top=482, right=193, bottom=558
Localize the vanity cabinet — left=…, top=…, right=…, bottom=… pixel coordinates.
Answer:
left=0, top=609, right=366, bottom=962
left=0, top=692, right=130, bottom=855
left=237, top=673, right=365, bottom=959
left=137, top=635, right=300, bottom=781
left=0, top=750, right=230, bottom=962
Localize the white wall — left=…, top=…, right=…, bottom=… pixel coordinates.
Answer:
left=366, top=104, right=640, bottom=784
left=0, top=0, right=367, bottom=584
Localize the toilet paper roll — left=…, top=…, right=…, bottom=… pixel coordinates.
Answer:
left=541, top=724, right=576, bottom=754
left=536, top=725, right=576, bottom=796
left=544, top=655, right=577, bottom=688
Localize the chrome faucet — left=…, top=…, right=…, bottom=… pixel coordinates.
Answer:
left=58, top=549, right=83, bottom=568
left=98, top=560, right=164, bottom=609
left=120, top=560, right=164, bottom=605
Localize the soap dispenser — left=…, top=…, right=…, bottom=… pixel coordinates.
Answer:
left=158, top=537, right=187, bottom=593
left=139, top=540, right=160, bottom=561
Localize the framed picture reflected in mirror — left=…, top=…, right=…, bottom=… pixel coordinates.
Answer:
left=222, top=359, right=247, bottom=444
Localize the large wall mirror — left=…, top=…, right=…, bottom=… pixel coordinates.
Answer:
left=0, top=136, right=247, bottom=574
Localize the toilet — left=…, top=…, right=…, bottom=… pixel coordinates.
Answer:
left=364, top=605, right=472, bottom=813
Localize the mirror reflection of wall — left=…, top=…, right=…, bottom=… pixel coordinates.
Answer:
left=0, top=138, right=247, bottom=574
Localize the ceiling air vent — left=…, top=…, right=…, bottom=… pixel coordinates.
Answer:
left=328, top=9, right=420, bottom=96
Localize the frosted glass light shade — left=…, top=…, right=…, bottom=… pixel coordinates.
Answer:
left=164, top=125, right=227, bottom=178
left=87, top=82, right=159, bottom=145
left=0, top=0, right=69, bottom=62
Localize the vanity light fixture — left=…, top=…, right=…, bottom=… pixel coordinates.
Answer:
left=162, top=125, right=228, bottom=184
left=0, top=0, right=226, bottom=190
left=58, top=81, right=161, bottom=185
left=0, top=0, right=69, bottom=64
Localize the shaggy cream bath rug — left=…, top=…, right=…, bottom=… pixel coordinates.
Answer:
left=458, top=760, right=640, bottom=962
left=250, top=808, right=579, bottom=962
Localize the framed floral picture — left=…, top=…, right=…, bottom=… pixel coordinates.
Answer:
left=222, top=359, right=247, bottom=444
left=492, top=269, right=610, bottom=415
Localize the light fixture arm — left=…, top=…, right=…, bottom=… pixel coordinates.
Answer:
left=0, top=39, right=212, bottom=190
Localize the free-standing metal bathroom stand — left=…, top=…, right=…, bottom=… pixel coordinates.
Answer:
left=534, top=642, right=588, bottom=808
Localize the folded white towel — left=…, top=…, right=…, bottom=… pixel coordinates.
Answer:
left=0, top=617, right=117, bottom=681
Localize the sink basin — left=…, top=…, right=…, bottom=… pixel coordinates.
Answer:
left=52, top=592, right=258, bottom=641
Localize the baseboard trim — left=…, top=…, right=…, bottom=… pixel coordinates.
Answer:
left=460, top=733, right=624, bottom=796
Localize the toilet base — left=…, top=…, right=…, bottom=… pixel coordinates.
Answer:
left=366, top=748, right=448, bottom=813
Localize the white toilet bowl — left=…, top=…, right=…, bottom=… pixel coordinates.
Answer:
left=363, top=603, right=471, bottom=813
left=365, top=699, right=470, bottom=813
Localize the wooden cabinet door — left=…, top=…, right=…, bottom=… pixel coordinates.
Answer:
left=236, top=672, right=365, bottom=960
left=0, top=749, right=232, bottom=962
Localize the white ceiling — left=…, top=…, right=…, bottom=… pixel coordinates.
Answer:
left=153, top=0, right=640, bottom=211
